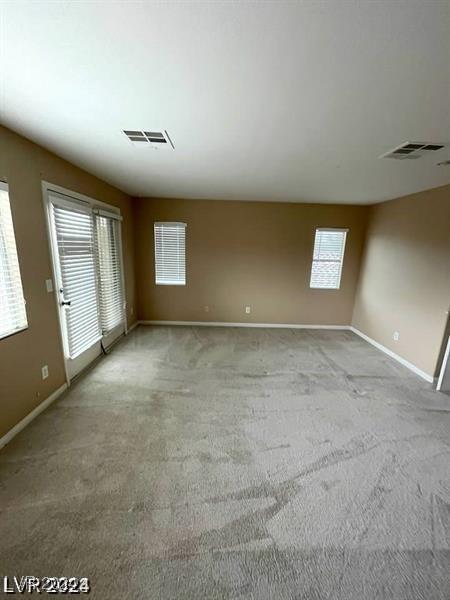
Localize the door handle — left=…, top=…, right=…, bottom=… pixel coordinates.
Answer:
left=61, top=300, right=72, bottom=307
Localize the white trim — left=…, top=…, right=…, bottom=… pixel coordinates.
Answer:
left=0, top=383, right=68, bottom=450
left=41, top=181, right=121, bottom=215
left=127, top=320, right=139, bottom=333
left=102, top=211, right=127, bottom=336
left=139, top=320, right=350, bottom=330
left=117, top=220, right=128, bottom=334
left=316, top=227, right=349, bottom=233
left=154, top=221, right=187, bottom=287
left=41, top=183, right=71, bottom=386
left=42, top=180, right=127, bottom=381
left=0, top=322, right=435, bottom=453
left=102, top=330, right=125, bottom=352
left=0, top=324, right=28, bottom=341
left=137, top=320, right=435, bottom=383
left=93, top=207, right=123, bottom=221
left=67, top=340, right=102, bottom=379
left=436, top=336, right=450, bottom=391
left=0, top=181, right=29, bottom=340
left=350, top=327, right=434, bottom=383
left=310, top=228, right=348, bottom=290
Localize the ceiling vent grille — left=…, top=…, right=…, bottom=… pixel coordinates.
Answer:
left=380, top=142, right=445, bottom=160
left=123, top=130, right=174, bottom=148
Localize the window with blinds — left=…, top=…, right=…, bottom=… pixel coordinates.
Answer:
left=154, top=222, right=186, bottom=285
left=95, top=214, right=124, bottom=334
left=310, top=228, right=348, bottom=289
left=0, top=182, right=28, bottom=340
left=51, top=201, right=101, bottom=359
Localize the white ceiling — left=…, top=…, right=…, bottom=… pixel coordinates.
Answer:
left=1, top=0, right=449, bottom=204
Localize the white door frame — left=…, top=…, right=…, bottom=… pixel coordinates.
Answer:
left=48, top=193, right=102, bottom=380
left=42, top=181, right=127, bottom=384
left=436, top=335, right=450, bottom=392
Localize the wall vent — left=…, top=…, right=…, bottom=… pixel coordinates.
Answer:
left=123, top=130, right=174, bottom=149
left=380, top=142, right=445, bottom=160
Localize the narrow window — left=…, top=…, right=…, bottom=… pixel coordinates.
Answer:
left=0, top=182, right=28, bottom=339
left=154, top=222, right=186, bottom=285
left=95, top=213, right=124, bottom=334
left=310, top=228, right=348, bottom=289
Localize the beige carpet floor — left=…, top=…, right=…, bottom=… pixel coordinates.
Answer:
left=0, top=325, right=449, bottom=599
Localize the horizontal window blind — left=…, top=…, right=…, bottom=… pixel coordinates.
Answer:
left=51, top=202, right=101, bottom=358
left=95, top=215, right=124, bottom=334
left=0, top=183, right=28, bottom=339
left=154, top=222, right=186, bottom=285
left=310, top=228, right=348, bottom=289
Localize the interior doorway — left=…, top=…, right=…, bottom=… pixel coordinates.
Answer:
left=436, top=314, right=450, bottom=393
left=437, top=336, right=450, bottom=392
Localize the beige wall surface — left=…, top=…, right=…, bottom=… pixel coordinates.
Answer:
left=0, top=126, right=137, bottom=438
left=352, top=184, right=450, bottom=378
left=2, top=122, right=447, bottom=440
left=134, top=197, right=368, bottom=326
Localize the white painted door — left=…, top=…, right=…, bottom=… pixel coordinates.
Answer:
left=49, top=194, right=102, bottom=379
left=47, top=191, right=126, bottom=380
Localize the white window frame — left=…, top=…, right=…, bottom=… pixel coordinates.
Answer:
left=0, top=180, right=28, bottom=340
left=309, top=228, right=348, bottom=290
left=154, top=221, right=187, bottom=286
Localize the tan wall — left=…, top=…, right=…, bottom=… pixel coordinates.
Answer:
left=2, top=122, right=447, bottom=438
left=352, top=184, right=450, bottom=378
left=0, top=126, right=137, bottom=438
left=134, top=197, right=368, bottom=326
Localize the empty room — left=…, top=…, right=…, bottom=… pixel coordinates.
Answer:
left=0, top=1, right=449, bottom=598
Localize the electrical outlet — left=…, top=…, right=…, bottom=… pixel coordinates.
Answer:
left=393, top=331, right=400, bottom=341
left=245, top=306, right=251, bottom=314
left=204, top=305, right=209, bottom=313
left=41, top=365, right=49, bottom=380
left=45, top=279, right=53, bottom=293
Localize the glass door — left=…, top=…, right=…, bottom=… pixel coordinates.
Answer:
left=46, top=189, right=125, bottom=380
left=94, top=212, right=125, bottom=349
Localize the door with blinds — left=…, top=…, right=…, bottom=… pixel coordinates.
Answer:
left=94, top=211, right=125, bottom=349
left=47, top=190, right=125, bottom=379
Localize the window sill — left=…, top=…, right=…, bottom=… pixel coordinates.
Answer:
left=0, top=325, right=29, bottom=342
left=155, top=282, right=186, bottom=286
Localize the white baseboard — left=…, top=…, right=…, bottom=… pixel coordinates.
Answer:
left=126, top=320, right=139, bottom=334
left=350, top=327, right=434, bottom=383
left=139, top=320, right=350, bottom=330
left=138, top=320, right=434, bottom=383
left=0, top=383, right=68, bottom=450
left=0, top=323, right=436, bottom=451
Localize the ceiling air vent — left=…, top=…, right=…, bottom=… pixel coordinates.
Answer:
left=380, top=142, right=445, bottom=160
left=123, top=130, right=174, bottom=149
